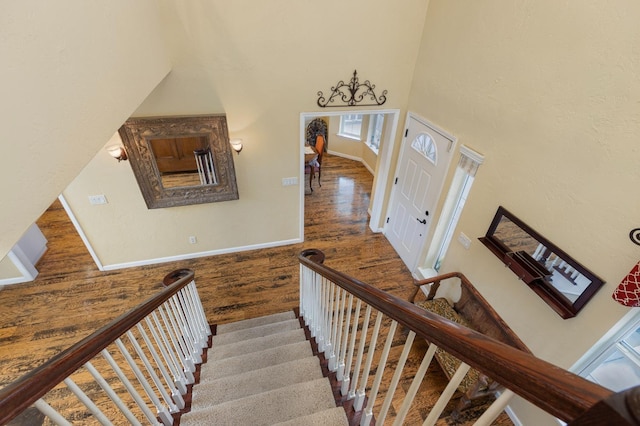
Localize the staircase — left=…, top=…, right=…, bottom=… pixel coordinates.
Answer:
left=181, top=311, right=349, bottom=425
left=2, top=261, right=635, bottom=425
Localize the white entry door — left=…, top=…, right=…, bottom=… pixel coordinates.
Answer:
left=385, top=113, right=456, bottom=271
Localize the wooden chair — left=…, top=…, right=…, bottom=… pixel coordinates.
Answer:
left=314, top=135, right=325, bottom=187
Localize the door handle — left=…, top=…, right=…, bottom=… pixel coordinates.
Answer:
left=416, top=218, right=427, bottom=224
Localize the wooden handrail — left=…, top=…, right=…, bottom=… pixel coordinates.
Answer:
left=298, top=249, right=638, bottom=424
left=0, top=269, right=195, bottom=425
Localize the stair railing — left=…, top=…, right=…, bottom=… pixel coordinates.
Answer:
left=299, top=248, right=640, bottom=425
left=0, top=269, right=210, bottom=426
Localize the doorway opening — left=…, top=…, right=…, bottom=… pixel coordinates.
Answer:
left=299, top=109, right=400, bottom=240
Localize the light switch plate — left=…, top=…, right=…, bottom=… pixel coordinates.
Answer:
left=282, top=177, right=299, bottom=186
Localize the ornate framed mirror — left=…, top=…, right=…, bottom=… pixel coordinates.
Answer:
left=118, top=115, right=239, bottom=209
left=479, top=206, right=605, bottom=319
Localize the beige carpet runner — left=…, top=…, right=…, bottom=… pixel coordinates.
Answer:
left=181, top=311, right=348, bottom=425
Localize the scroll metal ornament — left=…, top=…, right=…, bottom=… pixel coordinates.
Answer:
left=630, top=228, right=640, bottom=246
left=317, top=70, right=388, bottom=108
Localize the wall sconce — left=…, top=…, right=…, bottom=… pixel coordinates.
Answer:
left=230, top=138, right=243, bottom=155
left=106, top=144, right=128, bottom=162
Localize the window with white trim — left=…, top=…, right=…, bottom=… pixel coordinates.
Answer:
left=366, top=113, right=384, bottom=153
left=422, top=145, right=483, bottom=275
left=339, top=114, right=364, bottom=140
left=577, top=312, right=640, bottom=392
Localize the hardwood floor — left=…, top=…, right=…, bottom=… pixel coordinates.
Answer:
left=0, top=154, right=511, bottom=425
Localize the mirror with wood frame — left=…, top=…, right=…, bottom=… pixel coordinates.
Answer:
left=479, top=206, right=605, bottom=319
left=118, top=115, right=239, bottom=209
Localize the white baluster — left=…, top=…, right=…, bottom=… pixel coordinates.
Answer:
left=136, top=324, right=185, bottom=409
left=317, top=276, right=328, bottom=351
left=114, top=338, right=173, bottom=426
left=341, top=297, right=361, bottom=396
left=305, top=268, right=314, bottom=331
left=63, top=377, right=113, bottom=425
left=158, top=304, right=196, bottom=375
left=473, top=389, right=515, bottom=426
left=101, top=349, right=160, bottom=425
left=171, top=293, right=201, bottom=354
left=177, top=289, right=206, bottom=349
left=324, top=282, right=336, bottom=366
left=355, top=309, right=383, bottom=410
left=348, top=303, right=371, bottom=399
left=84, top=361, right=142, bottom=426
left=377, top=330, right=416, bottom=424
left=168, top=296, right=201, bottom=364
left=336, top=292, right=353, bottom=381
left=34, top=398, right=72, bottom=426
left=299, top=264, right=305, bottom=317
left=301, top=266, right=312, bottom=326
left=125, top=330, right=178, bottom=413
left=186, top=281, right=211, bottom=338
left=423, top=361, right=471, bottom=425
left=393, top=343, right=438, bottom=426
left=360, top=319, right=398, bottom=426
left=333, top=288, right=347, bottom=374
left=147, top=314, right=190, bottom=390
left=311, top=271, right=320, bottom=339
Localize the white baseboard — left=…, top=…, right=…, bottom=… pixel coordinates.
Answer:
left=326, top=150, right=361, bottom=162
left=326, top=150, right=375, bottom=176
left=101, top=238, right=303, bottom=271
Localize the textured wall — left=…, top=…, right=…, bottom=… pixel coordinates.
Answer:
left=62, top=0, right=429, bottom=266
left=0, top=1, right=171, bottom=258
left=408, top=0, right=640, bottom=422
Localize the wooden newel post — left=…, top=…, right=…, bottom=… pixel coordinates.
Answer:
left=568, top=386, right=640, bottom=425
left=163, top=269, right=194, bottom=287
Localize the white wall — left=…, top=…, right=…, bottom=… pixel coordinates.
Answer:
left=61, top=0, right=429, bottom=266
left=409, top=0, right=640, bottom=423
left=0, top=1, right=171, bottom=259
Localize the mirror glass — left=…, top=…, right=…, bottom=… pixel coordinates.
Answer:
left=118, top=115, right=239, bottom=209
left=148, top=136, right=211, bottom=189
left=493, top=215, right=594, bottom=303
left=480, top=206, right=605, bottom=319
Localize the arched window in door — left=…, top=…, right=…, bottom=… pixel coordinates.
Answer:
left=411, top=133, right=437, bottom=165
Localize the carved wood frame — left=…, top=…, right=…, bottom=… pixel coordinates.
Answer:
left=118, top=115, right=239, bottom=209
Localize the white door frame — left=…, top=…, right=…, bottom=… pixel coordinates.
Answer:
left=299, top=109, right=400, bottom=240
left=383, top=112, right=457, bottom=274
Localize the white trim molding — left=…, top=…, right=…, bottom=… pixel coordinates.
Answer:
left=101, top=238, right=302, bottom=271
left=58, top=194, right=105, bottom=271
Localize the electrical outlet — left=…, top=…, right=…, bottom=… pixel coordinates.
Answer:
left=189, top=236, right=197, bottom=244
left=88, top=195, right=108, bottom=205
left=457, top=232, right=471, bottom=250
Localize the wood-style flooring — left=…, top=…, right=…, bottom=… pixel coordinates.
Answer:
left=0, top=154, right=511, bottom=425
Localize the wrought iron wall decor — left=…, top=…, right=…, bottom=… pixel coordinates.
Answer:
left=317, top=70, right=387, bottom=108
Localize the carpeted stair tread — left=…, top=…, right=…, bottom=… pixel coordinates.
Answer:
left=274, top=407, right=349, bottom=425
left=216, top=311, right=295, bottom=334
left=209, top=328, right=306, bottom=361
left=201, top=340, right=313, bottom=379
left=190, top=356, right=323, bottom=407
left=212, top=318, right=301, bottom=346
left=181, top=378, right=337, bottom=426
